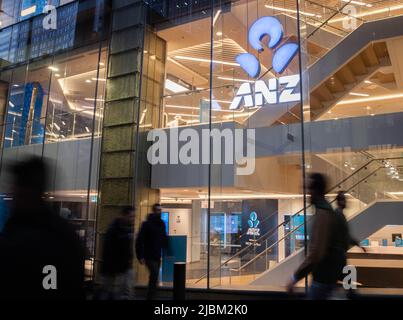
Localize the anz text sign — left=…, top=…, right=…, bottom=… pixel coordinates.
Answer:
left=231, top=16, right=301, bottom=110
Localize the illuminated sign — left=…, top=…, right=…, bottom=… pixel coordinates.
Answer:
left=247, top=211, right=260, bottom=237
left=231, top=16, right=301, bottom=110
left=237, top=16, right=299, bottom=77
left=230, top=74, right=300, bottom=110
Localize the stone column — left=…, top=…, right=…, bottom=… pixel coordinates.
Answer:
left=94, top=0, right=167, bottom=286
left=94, top=0, right=146, bottom=281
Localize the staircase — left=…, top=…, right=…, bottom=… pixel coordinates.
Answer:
left=195, top=156, right=403, bottom=288
left=247, top=14, right=403, bottom=127
left=251, top=200, right=403, bottom=287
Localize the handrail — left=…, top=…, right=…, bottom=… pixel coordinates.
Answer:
left=195, top=156, right=403, bottom=283
left=233, top=164, right=384, bottom=271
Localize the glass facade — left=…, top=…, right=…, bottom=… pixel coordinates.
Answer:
left=2, top=0, right=403, bottom=294
left=0, top=0, right=109, bottom=280
left=139, top=0, right=403, bottom=292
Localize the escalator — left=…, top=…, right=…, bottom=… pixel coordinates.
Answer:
left=252, top=200, right=403, bottom=287
left=247, top=2, right=403, bottom=127
left=195, top=156, right=403, bottom=288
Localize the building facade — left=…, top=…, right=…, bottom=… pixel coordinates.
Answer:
left=1, top=0, right=403, bottom=292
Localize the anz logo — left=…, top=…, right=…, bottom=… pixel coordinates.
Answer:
left=230, top=16, right=301, bottom=110
left=247, top=211, right=260, bottom=236
left=237, top=16, right=299, bottom=77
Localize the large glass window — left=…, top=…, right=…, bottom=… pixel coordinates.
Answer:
left=0, top=0, right=108, bottom=280
left=139, top=0, right=403, bottom=294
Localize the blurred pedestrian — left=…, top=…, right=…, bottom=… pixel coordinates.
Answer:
left=100, top=206, right=135, bottom=300
left=335, top=191, right=365, bottom=251
left=287, top=173, right=349, bottom=300
left=0, top=156, right=85, bottom=300
left=135, top=203, right=168, bottom=300
left=335, top=191, right=365, bottom=298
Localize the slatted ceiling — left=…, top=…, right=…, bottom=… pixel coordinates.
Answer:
left=347, top=55, right=368, bottom=75
left=168, top=38, right=248, bottom=78
left=360, top=46, right=380, bottom=67
left=335, top=65, right=356, bottom=84
left=169, top=38, right=246, bottom=63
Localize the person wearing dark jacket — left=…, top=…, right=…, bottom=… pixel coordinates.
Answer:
left=287, top=173, right=349, bottom=300
left=335, top=191, right=365, bottom=251
left=100, top=206, right=134, bottom=300
left=135, top=203, right=168, bottom=300
left=0, top=157, right=85, bottom=300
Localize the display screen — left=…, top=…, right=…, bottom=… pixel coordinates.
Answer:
left=161, top=211, right=169, bottom=235
left=228, top=213, right=242, bottom=234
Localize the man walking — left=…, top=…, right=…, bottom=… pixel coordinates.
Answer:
left=100, top=206, right=135, bottom=300
left=135, top=203, right=168, bottom=300
left=287, top=173, right=349, bottom=299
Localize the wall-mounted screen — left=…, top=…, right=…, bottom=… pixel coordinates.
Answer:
left=161, top=211, right=169, bottom=235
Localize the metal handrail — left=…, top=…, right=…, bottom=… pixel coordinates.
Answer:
left=233, top=164, right=385, bottom=272
left=195, top=156, right=403, bottom=283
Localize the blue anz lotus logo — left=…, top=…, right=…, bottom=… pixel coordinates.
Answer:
left=237, top=16, right=299, bottom=77
left=248, top=211, right=260, bottom=228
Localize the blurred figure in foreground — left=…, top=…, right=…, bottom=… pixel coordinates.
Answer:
left=335, top=191, right=365, bottom=251
left=100, top=206, right=135, bottom=300
left=335, top=191, right=366, bottom=298
left=136, top=203, right=168, bottom=300
left=287, top=173, right=349, bottom=300
left=0, top=157, right=85, bottom=300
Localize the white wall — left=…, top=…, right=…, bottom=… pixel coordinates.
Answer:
left=278, top=198, right=305, bottom=261
left=166, top=207, right=202, bottom=263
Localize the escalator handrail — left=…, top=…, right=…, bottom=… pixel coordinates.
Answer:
left=195, top=156, right=403, bottom=283
left=233, top=165, right=385, bottom=271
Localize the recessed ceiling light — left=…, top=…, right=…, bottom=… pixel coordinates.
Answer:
left=216, top=31, right=223, bottom=36
left=265, top=4, right=322, bottom=18
left=213, top=9, right=221, bottom=26
left=165, top=79, right=189, bottom=93
left=20, top=5, right=36, bottom=17
left=86, top=80, right=92, bottom=83
left=337, top=93, right=403, bottom=105
left=48, top=66, right=59, bottom=72
left=349, top=92, right=370, bottom=97
left=218, top=76, right=255, bottom=83
left=341, top=0, right=372, bottom=7
left=174, top=55, right=239, bottom=66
